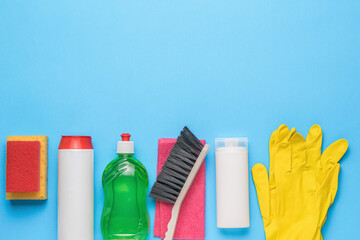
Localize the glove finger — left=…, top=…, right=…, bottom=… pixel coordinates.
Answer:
left=289, top=127, right=297, bottom=140
left=252, top=163, right=270, bottom=225
left=272, top=124, right=295, bottom=171
left=274, top=141, right=292, bottom=177
left=305, top=125, right=322, bottom=167
left=320, top=139, right=348, bottom=170
left=270, top=126, right=295, bottom=186
left=318, top=164, right=340, bottom=224
left=328, top=164, right=341, bottom=204
left=269, top=129, right=277, bottom=188
left=290, top=132, right=306, bottom=170
left=276, top=125, right=293, bottom=144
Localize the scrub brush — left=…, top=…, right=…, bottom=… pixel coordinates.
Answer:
left=149, top=126, right=210, bottom=240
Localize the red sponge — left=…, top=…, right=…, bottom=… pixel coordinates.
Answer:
left=6, top=141, right=41, bottom=192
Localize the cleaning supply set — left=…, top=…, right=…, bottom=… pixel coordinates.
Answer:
left=252, top=125, right=348, bottom=239
left=101, top=133, right=150, bottom=240
left=3, top=124, right=349, bottom=240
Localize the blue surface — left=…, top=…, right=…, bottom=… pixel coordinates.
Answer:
left=0, top=0, right=359, bottom=239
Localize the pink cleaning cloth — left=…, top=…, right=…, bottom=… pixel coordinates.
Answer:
left=154, top=138, right=206, bottom=239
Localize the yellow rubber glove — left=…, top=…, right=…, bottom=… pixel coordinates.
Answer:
left=252, top=125, right=348, bottom=240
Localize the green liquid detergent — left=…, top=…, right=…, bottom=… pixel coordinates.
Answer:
left=101, top=133, right=149, bottom=240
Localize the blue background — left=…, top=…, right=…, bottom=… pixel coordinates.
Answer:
left=0, top=0, right=359, bottom=239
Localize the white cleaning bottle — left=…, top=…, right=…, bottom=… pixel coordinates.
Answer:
left=58, top=136, right=94, bottom=240
left=215, top=138, right=249, bottom=228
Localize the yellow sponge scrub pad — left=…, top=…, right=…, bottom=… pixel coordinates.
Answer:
left=6, top=136, right=48, bottom=200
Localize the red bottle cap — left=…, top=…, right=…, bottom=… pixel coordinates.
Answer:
left=59, top=136, right=93, bottom=149
left=121, top=133, right=131, bottom=141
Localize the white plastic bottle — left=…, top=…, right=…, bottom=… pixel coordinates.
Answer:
left=58, top=136, right=94, bottom=240
left=215, top=138, right=249, bottom=228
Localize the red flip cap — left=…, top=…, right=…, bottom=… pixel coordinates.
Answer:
left=59, top=136, right=93, bottom=149
left=121, top=133, right=131, bottom=141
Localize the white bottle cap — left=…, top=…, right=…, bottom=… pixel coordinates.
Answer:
left=215, top=138, right=248, bottom=152
left=117, top=133, right=134, bottom=154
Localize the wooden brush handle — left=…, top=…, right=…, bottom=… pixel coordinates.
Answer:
left=164, top=144, right=210, bottom=240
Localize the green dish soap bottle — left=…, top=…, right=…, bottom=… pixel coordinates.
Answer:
left=101, top=133, right=150, bottom=240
